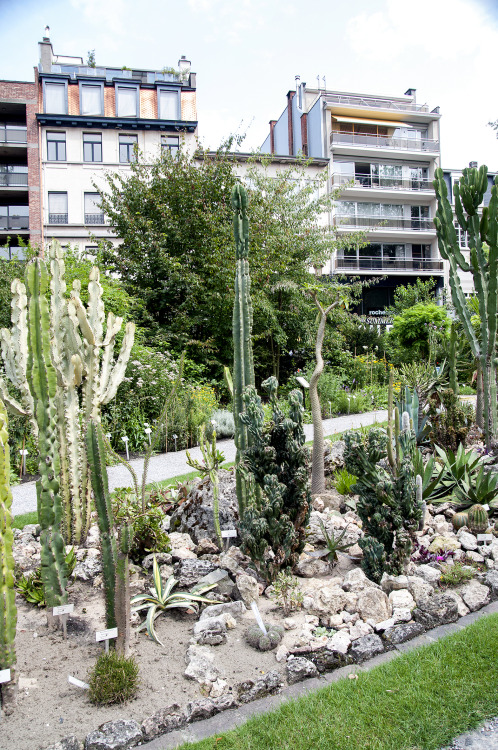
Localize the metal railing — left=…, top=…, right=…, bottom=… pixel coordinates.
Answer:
left=0, top=171, right=29, bottom=187
left=332, top=173, right=433, bottom=191
left=331, top=131, right=439, bottom=152
left=335, top=215, right=434, bottom=231
left=334, top=256, right=443, bottom=273
left=326, top=93, right=430, bottom=113
left=0, top=214, right=29, bottom=231
left=0, top=124, right=27, bottom=144
left=84, top=213, right=105, bottom=225
left=48, top=213, right=68, bottom=224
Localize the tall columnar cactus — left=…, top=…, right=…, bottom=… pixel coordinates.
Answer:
left=433, top=166, right=498, bottom=449
left=231, top=185, right=256, bottom=516
left=0, top=241, right=135, bottom=544
left=86, top=419, right=131, bottom=655
left=26, top=259, right=68, bottom=609
left=0, top=400, right=17, bottom=715
left=238, top=377, right=311, bottom=582
left=448, top=322, right=459, bottom=396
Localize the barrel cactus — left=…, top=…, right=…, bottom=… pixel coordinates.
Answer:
left=245, top=624, right=284, bottom=652
left=467, top=504, right=489, bottom=533
left=452, top=511, right=469, bottom=531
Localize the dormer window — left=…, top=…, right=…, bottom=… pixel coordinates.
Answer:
left=116, top=84, right=139, bottom=117
left=44, top=80, right=67, bottom=114
left=80, top=83, right=104, bottom=116
left=158, top=88, right=180, bottom=120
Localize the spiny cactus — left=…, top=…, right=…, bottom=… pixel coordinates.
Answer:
left=0, top=400, right=17, bottom=714
left=231, top=184, right=256, bottom=517
left=467, top=504, right=489, bottom=534
left=186, top=425, right=224, bottom=550
left=0, top=241, right=135, bottom=545
left=245, top=623, right=284, bottom=652
left=26, top=259, right=68, bottom=609
left=434, top=166, right=498, bottom=449
left=238, top=377, right=311, bottom=582
left=452, top=511, right=469, bottom=531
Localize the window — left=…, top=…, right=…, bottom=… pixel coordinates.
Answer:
left=80, top=83, right=103, bottom=116
left=158, top=89, right=179, bottom=120
left=0, top=205, right=29, bottom=230
left=44, top=81, right=67, bottom=114
left=83, top=132, right=102, bottom=162
left=48, top=192, right=68, bottom=224
left=161, top=135, right=179, bottom=156
left=411, top=205, right=430, bottom=229
left=116, top=85, right=138, bottom=117
left=47, top=131, right=66, bottom=161
left=454, top=221, right=469, bottom=249
left=119, top=134, right=137, bottom=163
left=84, top=192, right=104, bottom=224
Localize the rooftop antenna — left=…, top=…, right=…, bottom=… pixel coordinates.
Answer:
left=316, top=74, right=321, bottom=90
left=322, top=76, right=326, bottom=90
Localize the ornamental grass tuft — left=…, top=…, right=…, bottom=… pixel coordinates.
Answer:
left=88, top=650, right=140, bottom=706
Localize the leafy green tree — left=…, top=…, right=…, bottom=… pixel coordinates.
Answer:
left=387, top=277, right=437, bottom=316
left=389, top=302, right=449, bottom=360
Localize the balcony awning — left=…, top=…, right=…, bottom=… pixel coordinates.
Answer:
left=332, top=115, right=409, bottom=128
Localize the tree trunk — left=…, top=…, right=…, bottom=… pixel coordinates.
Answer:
left=310, top=311, right=327, bottom=496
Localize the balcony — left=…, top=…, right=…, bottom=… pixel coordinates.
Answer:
left=0, top=246, right=26, bottom=261
left=0, top=167, right=28, bottom=187
left=84, top=213, right=105, bottom=225
left=0, top=208, right=29, bottom=231
left=335, top=215, right=434, bottom=231
left=333, top=255, right=443, bottom=274
left=0, top=124, right=27, bottom=144
left=49, top=213, right=68, bottom=224
left=332, top=173, right=433, bottom=192
left=326, top=93, right=430, bottom=114
left=331, top=132, right=439, bottom=153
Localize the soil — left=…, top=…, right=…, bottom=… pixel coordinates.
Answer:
left=1, top=581, right=288, bottom=750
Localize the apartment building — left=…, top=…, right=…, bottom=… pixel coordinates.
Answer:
left=262, top=81, right=443, bottom=312
left=0, top=79, right=42, bottom=257
left=36, top=33, right=197, bottom=254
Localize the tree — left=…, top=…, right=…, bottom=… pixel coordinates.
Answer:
left=387, top=277, right=437, bottom=316
left=389, top=302, right=449, bottom=360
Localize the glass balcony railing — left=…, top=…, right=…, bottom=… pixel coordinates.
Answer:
left=334, top=255, right=443, bottom=273
left=326, top=93, right=430, bottom=113
left=332, top=173, right=433, bottom=191
left=335, top=215, right=434, bottom=231
left=331, top=131, right=439, bottom=152
left=0, top=208, right=29, bottom=231
left=0, top=124, right=27, bottom=144
left=0, top=167, right=29, bottom=187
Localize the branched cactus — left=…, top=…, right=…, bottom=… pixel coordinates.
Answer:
left=238, top=377, right=311, bottom=582
left=231, top=185, right=256, bottom=517
left=344, top=415, right=422, bottom=582
left=0, top=241, right=135, bottom=544
left=26, top=259, right=68, bottom=609
left=434, top=166, right=498, bottom=449
left=0, top=400, right=17, bottom=714
left=186, top=425, right=224, bottom=550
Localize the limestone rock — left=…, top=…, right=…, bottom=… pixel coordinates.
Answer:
left=412, top=593, right=459, bottom=628
left=428, top=536, right=461, bottom=553
left=201, top=601, right=246, bottom=621
left=84, top=720, right=142, bottom=750
left=236, top=573, right=259, bottom=606
left=286, top=656, right=319, bottom=684
left=236, top=670, right=282, bottom=703
left=324, top=439, right=346, bottom=474
left=174, top=559, right=219, bottom=589
left=195, top=538, right=220, bottom=556
left=356, top=588, right=392, bottom=624
left=459, top=580, right=490, bottom=611
left=186, top=695, right=239, bottom=723
left=381, top=574, right=410, bottom=594
left=485, top=569, right=498, bottom=596
left=193, top=615, right=230, bottom=646
left=327, top=630, right=351, bottom=654
left=349, top=634, right=384, bottom=662
left=343, top=568, right=380, bottom=592
left=382, top=622, right=425, bottom=646
left=170, top=471, right=238, bottom=544
left=444, top=590, right=470, bottom=617
left=313, top=489, right=344, bottom=512
left=73, top=550, right=102, bottom=581
left=168, top=532, right=196, bottom=551
left=141, top=705, right=186, bottom=742
left=415, top=565, right=441, bottom=585
left=184, top=645, right=222, bottom=684
left=389, top=589, right=416, bottom=611
left=457, top=530, right=478, bottom=551
left=295, top=556, right=331, bottom=578
left=141, top=552, right=172, bottom=569
left=349, top=619, right=373, bottom=640
left=406, top=575, right=435, bottom=601
left=43, top=737, right=80, bottom=750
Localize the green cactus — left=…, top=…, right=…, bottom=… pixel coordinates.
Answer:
left=186, top=425, right=224, bottom=550
left=115, top=523, right=132, bottom=656
left=448, top=322, right=459, bottom=396
left=434, top=166, right=498, bottom=449
left=26, top=259, right=68, bottom=609
left=0, top=241, right=135, bottom=545
left=358, top=537, right=386, bottom=585
left=467, top=504, right=489, bottom=534
left=0, top=400, right=17, bottom=714
left=452, top=511, right=469, bottom=531
left=231, top=185, right=256, bottom=517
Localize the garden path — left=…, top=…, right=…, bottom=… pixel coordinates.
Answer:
left=11, top=409, right=388, bottom=516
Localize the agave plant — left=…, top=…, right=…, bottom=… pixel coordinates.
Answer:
left=452, top=467, right=498, bottom=509
left=131, top=555, right=220, bottom=646
left=412, top=449, right=446, bottom=503
left=308, top=518, right=353, bottom=564
left=431, top=444, right=497, bottom=509
left=397, top=387, right=431, bottom=445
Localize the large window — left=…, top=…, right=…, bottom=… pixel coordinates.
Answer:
left=158, top=89, right=179, bottom=120
left=47, top=131, right=66, bottom=161
left=83, top=132, right=102, bottom=162
left=0, top=205, right=29, bottom=230
left=80, top=83, right=103, bottom=116
left=44, top=81, right=67, bottom=114
left=48, top=192, right=68, bottom=224
left=116, top=85, right=138, bottom=117
left=84, top=193, right=104, bottom=224
left=119, top=134, right=137, bottom=163
left=161, top=135, right=179, bottom=156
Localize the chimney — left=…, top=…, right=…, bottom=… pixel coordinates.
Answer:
left=39, top=32, right=53, bottom=73
left=269, top=120, right=277, bottom=155
left=469, top=161, right=478, bottom=169
left=295, top=75, right=300, bottom=91
left=404, top=88, right=416, bottom=100
left=178, top=56, right=191, bottom=73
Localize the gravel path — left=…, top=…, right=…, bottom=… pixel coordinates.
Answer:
left=441, top=718, right=498, bottom=749
left=11, top=409, right=387, bottom=516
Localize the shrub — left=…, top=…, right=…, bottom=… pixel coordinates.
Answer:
left=205, top=409, right=235, bottom=440
left=439, top=561, right=476, bottom=587
left=88, top=650, right=140, bottom=705
left=113, top=487, right=170, bottom=565
left=333, top=468, right=357, bottom=495
left=429, top=389, right=474, bottom=451
left=272, top=571, right=303, bottom=616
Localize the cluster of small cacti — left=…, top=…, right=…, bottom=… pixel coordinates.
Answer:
left=0, top=241, right=135, bottom=545
left=434, top=166, right=498, bottom=449
left=238, top=377, right=311, bottom=582
left=0, top=400, right=17, bottom=714
left=245, top=623, right=284, bottom=652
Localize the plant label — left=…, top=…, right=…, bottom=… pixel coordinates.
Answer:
left=477, top=534, right=493, bottom=543
left=295, top=376, right=310, bottom=389
left=19, top=449, right=28, bottom=456
left=96, top=627, right=118, bottom=642
left=53, top=604, right=74, bottom=616
left=483, top=504, right=490, bottom=511
left=144, top=427, right=152, bottom=434
left=221, top=529, right=237, bottom=538
left=0, top=669, right=11, bottom=684
left=68, top=675, right=89, bottom=689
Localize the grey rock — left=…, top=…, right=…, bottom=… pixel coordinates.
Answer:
left=42, top=736, right=80, bottom=750
left=236, top=670, right=282, bottom=703
left=307, top=647, right=351, bottom=673
left=192, top=616, right=228, bottom=646
left=355, top=588, right=392, bottom=624
left=382, top=622, right=425, bottom=646
left=84, top=720, right=142, bottom=750
left=187, top=695, right=239, bottom=722
left=343, top=568, right=381, bottom=592
left=460, top=580, right=490, bottom=611
left=174, top=559, right=219, bottom=589
left=485, top=569, right=498, bottom=596
left=201, top=600, right=246, bottom=620
left=170, top=470, right=238, bottom=544
left=312, top=489, right=344, bottom=511
left=286, top=656, right=319, bottom=684
left=412, top=593, right=459, bottom=628
left=195, top=538, right=220, bottom=556
left=457, top=530, right=478, bottom=551
left=141, top=704, right=187, bottom=742
left=349, top=634, right=384, bottom=662
left=236, top=573, right=259, bottom=606
left=73, top=555, right=102, bottom=582
left=415, top=564, right=442, bottom=584
left=22, top=523, right=40, bottom=538
left=196, top=568, right=235, bottom=597
left=295, top=556, right=331, bottom=578
left=381, top=574, right=410, bottom=593
left=184, top=644, right=221, bottom=683
left=324, top=439, right=346, bottom=474
left=406, top=575, right=435, bottom=601
left=141, top=552, right=172, bottom=570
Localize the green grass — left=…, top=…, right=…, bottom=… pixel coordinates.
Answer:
left=178, top=613, right=498, bottom=750
left=12, top=511, right=38, bottom=529
left=324, top=419, right=388, bottom=443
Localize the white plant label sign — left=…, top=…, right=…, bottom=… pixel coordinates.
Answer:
left=221, top=529, right=237, bottom=539
left=53, top=604, right=74, bottom=616
left=68, top=675, right=89, bottom=689
left=0, top=669, right=11, bottom=684
left=96, top=627, right=118, bottom=642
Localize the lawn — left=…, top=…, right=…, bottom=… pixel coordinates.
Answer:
left=178, top=613, right=498, bottom=750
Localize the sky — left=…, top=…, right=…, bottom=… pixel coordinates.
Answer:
left=0, top=0, right=497, bottom=169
